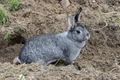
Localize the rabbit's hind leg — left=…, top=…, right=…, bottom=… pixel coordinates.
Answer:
left=37, top=59, right=57, bottom=66
left=44, top=59, right=57, bottom=66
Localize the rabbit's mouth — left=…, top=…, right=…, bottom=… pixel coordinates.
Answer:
left=84, top=35, right=90, bottom=41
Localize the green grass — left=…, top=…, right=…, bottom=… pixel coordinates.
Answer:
left=118, top=18, right=120, bottom=27
left=4, top=30, right=14, bottom=41
left=19, top=69, right=27, bottom=80
left=54, top=58, right=60, bottom=66
left=5, top=0, right=20, bottom=11
left=4, top=24, right=23, bottom=41
left=0, top=8, right=8, bottom=25
left=98, top=10, right=102, bottom=15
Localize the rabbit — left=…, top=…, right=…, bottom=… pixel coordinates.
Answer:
left=14, top=7, right=90, bottom=66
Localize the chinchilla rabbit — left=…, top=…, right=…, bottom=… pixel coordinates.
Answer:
left=14, top=7, right=90, bottom=66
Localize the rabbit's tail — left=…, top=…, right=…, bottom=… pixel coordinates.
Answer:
left=13, top=56, right=21, bottom=64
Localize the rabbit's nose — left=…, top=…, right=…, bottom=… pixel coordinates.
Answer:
left=86, top=33, right=90, bottom=40
left=86, top=33, right=89, bottom=37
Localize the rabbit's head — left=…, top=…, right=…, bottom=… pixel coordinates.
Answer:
left=67, top=7, right=90, bottom=42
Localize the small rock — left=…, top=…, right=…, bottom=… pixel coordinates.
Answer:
left=61, top=0, right=70, bottom=8
left=73, top=71, right=80, bottom=75
left=92, top=0, right=96, bottom=2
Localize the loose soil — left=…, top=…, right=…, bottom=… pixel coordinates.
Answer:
left=0, top=0, right=120, bottom=80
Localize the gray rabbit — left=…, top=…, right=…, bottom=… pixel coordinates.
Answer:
left=15, top=7, right=90, bottom=66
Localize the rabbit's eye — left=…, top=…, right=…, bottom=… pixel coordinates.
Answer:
left=76, top=30, right=81, bottom=34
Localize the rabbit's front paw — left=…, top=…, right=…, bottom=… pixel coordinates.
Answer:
left=64, top=59, right=73, bottom=65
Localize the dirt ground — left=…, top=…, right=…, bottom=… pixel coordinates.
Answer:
left=0, top=0, right=120, bottom=80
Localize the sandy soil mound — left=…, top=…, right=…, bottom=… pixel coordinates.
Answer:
left=0, top=0, right=120, bottom=80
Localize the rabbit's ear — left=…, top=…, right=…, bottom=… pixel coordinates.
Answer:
left=68, top=14, right=75, bottom=30
left=74, top=7, right=82, bottom=22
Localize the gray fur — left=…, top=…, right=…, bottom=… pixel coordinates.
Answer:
left=18, top=7, right=90, bottom=65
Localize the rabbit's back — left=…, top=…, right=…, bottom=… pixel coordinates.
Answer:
left=19, top=34, right=64, bottom=64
